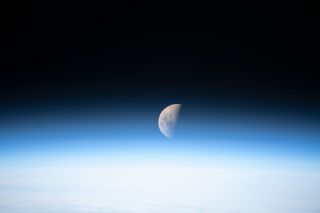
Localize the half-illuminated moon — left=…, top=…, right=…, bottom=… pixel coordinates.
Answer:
left=158, top=104, right=181, bottom=138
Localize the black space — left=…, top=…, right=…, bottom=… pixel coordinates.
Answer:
left=1, top=2, right=320, bottom=118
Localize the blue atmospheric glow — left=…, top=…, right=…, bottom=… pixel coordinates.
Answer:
left=1, top=107, right=320, bottom=212
left=0, top=107, right=319, bottom=166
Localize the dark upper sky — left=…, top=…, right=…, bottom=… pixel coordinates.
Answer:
left=1, top=2, right=319, bottom=118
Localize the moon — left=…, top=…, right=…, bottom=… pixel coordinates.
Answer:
left=158, top=104, right=182, bottom=138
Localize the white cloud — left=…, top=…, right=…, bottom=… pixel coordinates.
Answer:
left=1, top=165, right=320, bottom=213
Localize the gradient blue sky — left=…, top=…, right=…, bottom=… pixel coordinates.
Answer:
left=1, top=105, right=320, bottom=212
left=1, top=105, right=319, bottom=168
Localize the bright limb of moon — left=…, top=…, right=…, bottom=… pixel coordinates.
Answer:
left=158, top=104, right=182, bottom=138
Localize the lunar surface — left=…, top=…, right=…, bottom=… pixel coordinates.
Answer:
left=158, top=104, right=181, bottom=138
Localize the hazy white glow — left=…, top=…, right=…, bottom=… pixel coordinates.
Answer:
left=1, top=164, right=320, bottom=213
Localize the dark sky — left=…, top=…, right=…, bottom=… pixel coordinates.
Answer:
left=1, top=2, right=320, bottom=119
